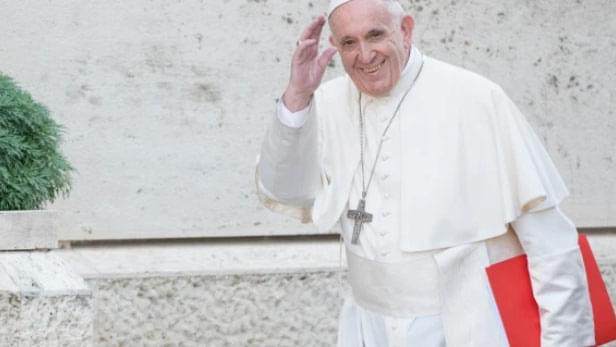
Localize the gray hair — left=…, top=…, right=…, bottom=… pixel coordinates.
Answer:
left=384, top=0, right=405, bottom=22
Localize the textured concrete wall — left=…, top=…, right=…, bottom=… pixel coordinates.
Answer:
left=0, top=0, right=614, bottom=241
left=89, top=272, right=341, bottom=346
left=87, top=264, right=616, bottom=347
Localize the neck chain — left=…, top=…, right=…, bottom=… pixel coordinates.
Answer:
left=347, top=56, right=425, bottom=244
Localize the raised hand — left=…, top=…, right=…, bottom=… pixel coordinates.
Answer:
left=283, top=16, right=338, bottom=112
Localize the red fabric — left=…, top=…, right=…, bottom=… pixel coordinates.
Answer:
left=579, top=234, right=616, bottom=345
left=486, top=234, right=616, bottom=347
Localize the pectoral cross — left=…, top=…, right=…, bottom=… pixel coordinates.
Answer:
left=347, top=198, right=373, bottom=244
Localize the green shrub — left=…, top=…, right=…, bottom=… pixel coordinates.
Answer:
left=0, top=73, right=72, bottom=210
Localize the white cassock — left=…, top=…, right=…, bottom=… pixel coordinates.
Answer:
left=256, top=46, right=595, bottom=346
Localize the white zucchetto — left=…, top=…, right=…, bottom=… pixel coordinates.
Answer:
left=328, top=0, right=401, bottom=17
left=328, top=0, right=354, bottom=16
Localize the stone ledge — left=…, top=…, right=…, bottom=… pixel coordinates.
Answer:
left=0, top=210, right=58, bottom=250
left=55, top=237, right=344, bottom=279
left=54, top=234, right=616, bottom=278
left=0, top=252, right=94, bottom=346
left=0, top=252, right=90, bottom=296
left=54, top=235, right=616, bottom=308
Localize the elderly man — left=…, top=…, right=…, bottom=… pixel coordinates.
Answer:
left=256, top=0, right=595, bottom=346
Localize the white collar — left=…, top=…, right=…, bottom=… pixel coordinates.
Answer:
left=360, top=46, right=424, bottom=101
left=386, top=45, right=423, bottom=97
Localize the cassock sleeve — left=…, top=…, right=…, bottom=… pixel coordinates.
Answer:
left=491, top=86, right=595, bottom=345
left=511, top=193, right=595, bottom=346
left=277, top=100, right=310, bottom=128
left=255, top=99, right=322, bottom=222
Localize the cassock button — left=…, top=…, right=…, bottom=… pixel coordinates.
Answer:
left=381, top=154, right=390, bottom=162
left=381, top=211, right=390, bottom=217
left=384, top=194, right=391, bottom=199
left=381, top=174, right=389, bottom=180
left=380, top=251, right=390, bottom=257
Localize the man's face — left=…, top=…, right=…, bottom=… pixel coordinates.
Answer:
left=329, top=0, right=414, bottom=97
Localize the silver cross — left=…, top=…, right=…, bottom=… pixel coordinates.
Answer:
left=347, top=199, right=373, bottom=244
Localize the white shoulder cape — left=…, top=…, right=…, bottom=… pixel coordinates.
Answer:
left=258, top=56, right=568, bottom=252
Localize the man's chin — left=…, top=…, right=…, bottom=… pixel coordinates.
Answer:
left=359, top=84, right=392, bottom=97
left=349, top=74, right=393, bottom=96
left=352, top=77, right=392, bottom=96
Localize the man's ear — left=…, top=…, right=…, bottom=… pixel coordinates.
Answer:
left=400, top=15, right=415, bottom=48
left=329, top=34, right=337, bottom=48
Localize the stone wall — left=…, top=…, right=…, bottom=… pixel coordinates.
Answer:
left=86, top=264, right=616, bottom=346
left=0, top=0, right=614, bottom=241
left=0, top=253, right=93, bottom=346
left=89, top=272, right=341, bottom=346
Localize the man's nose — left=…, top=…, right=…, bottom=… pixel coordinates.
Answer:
left=358, top=42, right=376, bottom=64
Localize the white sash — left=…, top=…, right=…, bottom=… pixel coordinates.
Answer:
left=347, top=230, right=522, bottom=346
left=347, top=248, right=440, bottom=319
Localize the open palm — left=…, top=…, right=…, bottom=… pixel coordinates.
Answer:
left=284, top=16, right=337, bottom=112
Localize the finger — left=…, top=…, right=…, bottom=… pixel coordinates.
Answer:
left=295, top=39, right=318, bottom=61
left=317, top=46, right=338, bottom=70
left=296, top=45, right=318, bottom=64
left=296, top=38, right=318, bottom=53
left=310, top=17, right=327, bottom=46
left=299, top=16, right=326, bottom=41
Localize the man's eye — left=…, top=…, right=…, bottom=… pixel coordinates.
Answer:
left=342, top=40, right=355, bottom=47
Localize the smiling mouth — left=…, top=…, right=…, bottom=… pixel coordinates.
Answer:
left=360, top=60, right=385, bottom=74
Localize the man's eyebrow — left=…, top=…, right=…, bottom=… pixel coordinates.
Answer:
left=366, top=28, right=386, bottom=37
left=338, top=35, right=355, bottom=43
left=337, top=28, right=387, bottom=43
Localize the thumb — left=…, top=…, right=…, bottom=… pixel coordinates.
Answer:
left=317, top=47, right=338, bottom=70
